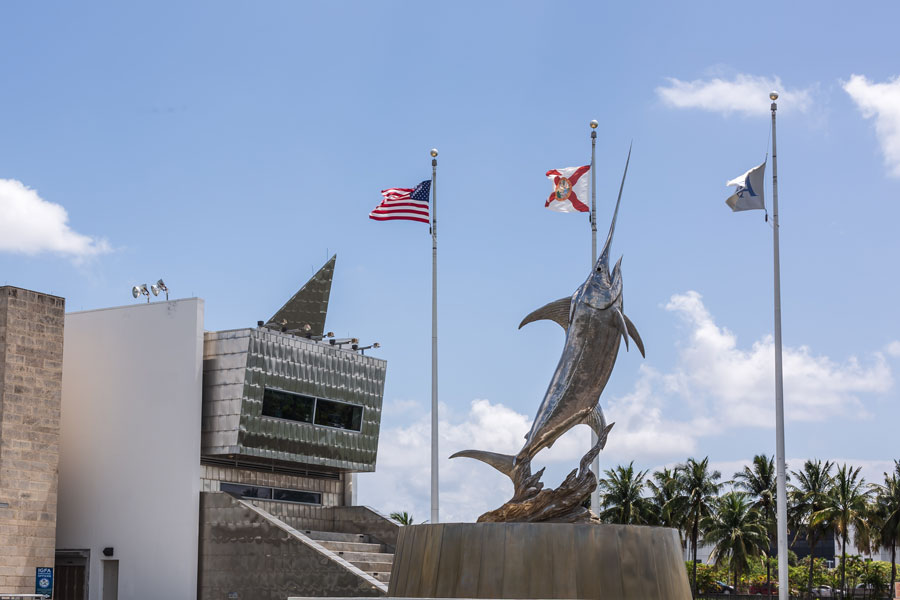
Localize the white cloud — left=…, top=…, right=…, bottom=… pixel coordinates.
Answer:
left=0, top=178, right=110, bottom=259
left=359, top=399, right=529, bottom=523
left=844, top=74, right=900, bottom=177
left=360, top=292, right=893, bottom=523
left=663, top=291, right=891, bottom=426
left=886, top=340, right=900, bottom=357
left=657, top=73, right=813, bottom=116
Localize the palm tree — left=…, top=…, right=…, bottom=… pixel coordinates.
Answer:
left=733, top=454, right=778, bottom=596
left=647, top=467, right=680, bottom=529
left=597, top=462, right=652, bottom=525
left=673, top=457, right=723, bottom=598
left=788, top=459, right=834, bottom=596
left=812, top=463, right=873, bottom=596
left=390, top=511, right=414, bottom=525
left=702, top=492, right=769, bottom=590
left=871, top=460, right=900, bottom=597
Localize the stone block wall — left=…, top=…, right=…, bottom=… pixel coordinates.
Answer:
left=0, top=287, right=64, bottom=593
left=200, top=463, right=344, bottom=506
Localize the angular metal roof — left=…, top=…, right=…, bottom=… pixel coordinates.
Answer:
left=266, top=255, right=335, bottom=337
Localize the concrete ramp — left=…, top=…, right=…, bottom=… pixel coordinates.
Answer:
left=199, top=492, right=387, bottom=600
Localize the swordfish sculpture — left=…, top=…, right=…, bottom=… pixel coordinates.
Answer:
left=451, top=147, right=644, bottom=523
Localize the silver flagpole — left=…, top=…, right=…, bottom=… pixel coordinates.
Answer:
left=430, top=148, right=440, bottom=525
left=769, top=91, right=789, bottom=600
left=589, top=119, right=600, bottom=514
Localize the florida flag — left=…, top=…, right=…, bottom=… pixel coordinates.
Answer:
left=545, top=165, right=590, bottom=213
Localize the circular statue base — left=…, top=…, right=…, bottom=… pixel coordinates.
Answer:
left=387, top=522, right=691, bottom=600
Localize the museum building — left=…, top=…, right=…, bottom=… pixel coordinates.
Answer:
left=1, top=256, right=400, bottom=600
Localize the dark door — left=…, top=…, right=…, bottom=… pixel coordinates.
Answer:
left=55, top=550, right=89, bottom=600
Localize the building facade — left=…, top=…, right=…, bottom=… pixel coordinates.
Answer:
left=0, top=287, right=65, bottom=595
left=56, top=297, right=205, bottom=600
left=48, top=255, right=394, bottom=600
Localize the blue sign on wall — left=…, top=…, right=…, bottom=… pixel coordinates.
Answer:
left=36, top=566, right=53, bottom=598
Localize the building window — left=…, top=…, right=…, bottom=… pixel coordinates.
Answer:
left=273, top=488, right=321, bottom=504
left=262, top=388, right=314, bottom=423
left=221, top=482, right=272, bottom=499
left=221, top=482, right=322, bottom=505
left=314, top=398, right=363, bottom=432
left=262, top=387, right=363, bottom=432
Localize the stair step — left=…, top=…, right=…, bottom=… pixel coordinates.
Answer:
left=300, top=529, right=372, bottom=544
left=367, top=572, right=391, bottom=583
left=331, top=550, right=394, bottom=564
left=348, top=561, right=393, bottom=573
left=318, top=540, right=385, bottom=553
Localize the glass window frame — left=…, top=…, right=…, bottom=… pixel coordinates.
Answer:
left=261, top=387, right=316, bottom=424
left=260, top=387, right=364, bottom=434
left=220, top=481, right=323, bottom=506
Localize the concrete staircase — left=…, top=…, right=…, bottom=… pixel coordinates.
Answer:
left=300, top=529, right=394, bottom=584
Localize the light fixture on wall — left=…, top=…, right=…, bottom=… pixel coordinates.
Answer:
left=153, top=279, right=169, bottom=300
left=356, top=342, right=381, bottom=355
left=132, top=284, right=150, bottom=303
left=132, top=279, right=169, bottom=302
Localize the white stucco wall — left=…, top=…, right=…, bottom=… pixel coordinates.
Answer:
left=57, top=299, right=204, bottom=600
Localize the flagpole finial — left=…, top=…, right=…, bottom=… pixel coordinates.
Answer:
left=430, top=148, right=439, bottom=157
left=590, top=119, right=598, bottom=129
left=769, top=91, right=779, bottom=101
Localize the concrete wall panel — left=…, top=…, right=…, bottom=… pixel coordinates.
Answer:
left=57, top=299, right=204, bottom=600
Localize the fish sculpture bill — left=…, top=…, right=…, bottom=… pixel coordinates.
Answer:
left=451, top=146, right=643, bottom=521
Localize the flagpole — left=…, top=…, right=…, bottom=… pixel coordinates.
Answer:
left=769, top=91, right=789, bottom=600
left=589, top=119, right=601, bottom=514
left=430, top=148, right=440, bottom=525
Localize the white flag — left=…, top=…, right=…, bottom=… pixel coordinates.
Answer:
left=725, top=162, right=766, bottom=212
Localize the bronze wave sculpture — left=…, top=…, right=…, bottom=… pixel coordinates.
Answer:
left=451, top=148, right=643, bottom=523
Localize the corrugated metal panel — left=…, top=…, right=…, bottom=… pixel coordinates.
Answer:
left=201, top=329, right=252, bottom=455
left=265, top=255, right=335, bottom=338
left=202, top=327, right=386, bottom=472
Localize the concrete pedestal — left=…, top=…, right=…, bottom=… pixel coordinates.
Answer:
left=387, top=522, right=691, bottom=600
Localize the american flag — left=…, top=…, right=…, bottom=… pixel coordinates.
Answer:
left=369, top=180, right=431, bottom=224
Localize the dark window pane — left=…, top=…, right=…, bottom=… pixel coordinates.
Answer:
left=262, top=388, right=314, bottom=423
left=314, top=399, right=363, bottom=431
left=272, top=488, right=322, bottom=504
left=221, top=483, right=272, bottom=499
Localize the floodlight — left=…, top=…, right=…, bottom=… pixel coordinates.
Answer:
left=356, top=341, right=381, bottom=355
left=150, top=285, right=160, bottom=296
left=156, top=279, right=169, bottom=300
left=132, top=285, right=141, bottom=299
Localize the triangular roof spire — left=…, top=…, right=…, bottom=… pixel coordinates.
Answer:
left=266, top=255, right=336, bottom=337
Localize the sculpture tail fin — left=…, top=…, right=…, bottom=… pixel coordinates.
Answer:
left=450, top=449, right=517, bottom=479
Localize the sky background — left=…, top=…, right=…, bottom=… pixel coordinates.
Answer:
left=2, top=2, right=899, bottom=523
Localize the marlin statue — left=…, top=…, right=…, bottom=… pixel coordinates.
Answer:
left=451, top=146, right=643, bottom=489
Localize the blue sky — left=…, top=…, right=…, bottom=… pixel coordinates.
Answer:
left=2, top=2, right=899, bottom=522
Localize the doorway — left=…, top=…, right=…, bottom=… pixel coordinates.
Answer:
left=54, top=549, right=89, bottom=600
left=101, top=560, right=118, bottom=600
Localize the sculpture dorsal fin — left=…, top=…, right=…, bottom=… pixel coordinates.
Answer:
left=518, top=297, right=572, bottom=331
